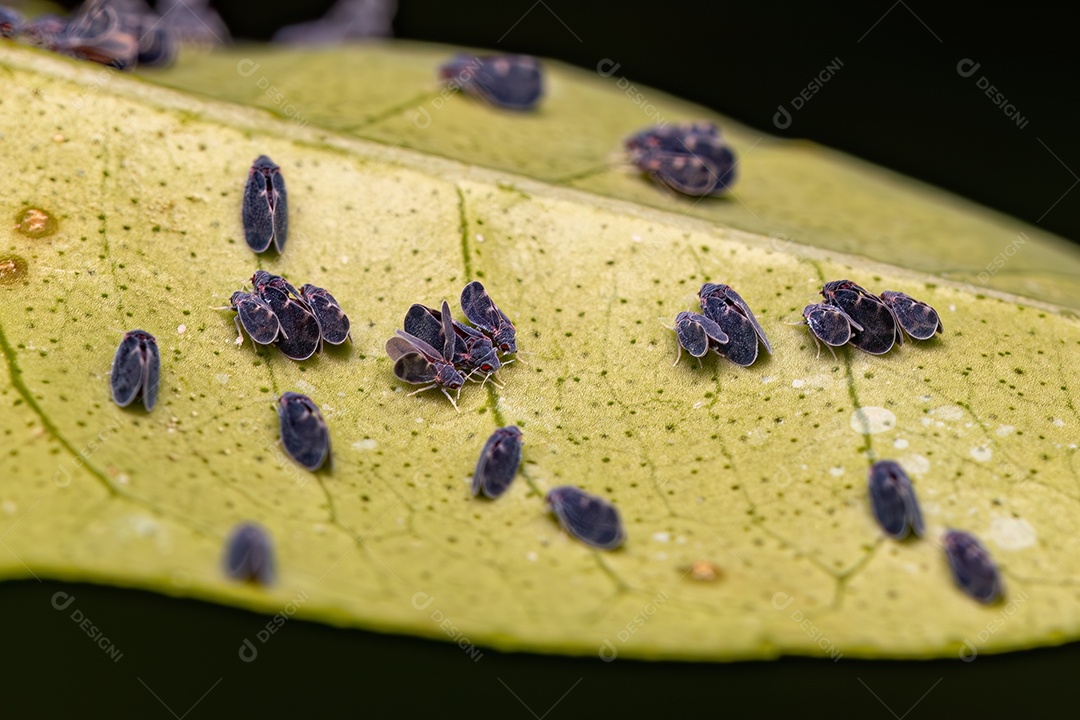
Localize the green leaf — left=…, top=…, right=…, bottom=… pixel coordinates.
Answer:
left=2, top=42, right=1078, bottom=662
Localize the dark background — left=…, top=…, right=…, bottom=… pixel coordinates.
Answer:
left=14, top=1, right=1079, bottom=716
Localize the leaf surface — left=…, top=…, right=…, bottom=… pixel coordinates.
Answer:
left=1, top=42, right=1078, bottom=661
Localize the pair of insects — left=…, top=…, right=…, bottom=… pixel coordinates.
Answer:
left=3, top=0, right=173, bottom=69
left=868, top=460, right=1002, bottom=603
left=625, top=121, right=738, bottom=197
left=387, top=281, right=516, bottom=410
left=226, top=270, right=351, bottom=361
left=438, top=53, right=543, bottom=111
left=672, top=283, right=772, bottom=367
left=804, top=280, right=942, bottom=356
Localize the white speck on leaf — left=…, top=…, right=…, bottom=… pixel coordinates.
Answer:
left=988, top=516, right=1037, bottom=550
left=970, top=446, right=992, bottom=462
left=850, top=407, right=896, bottom=434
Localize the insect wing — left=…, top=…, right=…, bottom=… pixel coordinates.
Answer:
left=393, top=353, right=437, bottom=385
left=472, top=426, right=523, bottom=498
left=470, top=55, right=543, bottom=110
left=804, top=303, right=858, bottom=346
left=403, top=304, right=458, bottom=357
left=701, top=296, right=758, bottom=366
left=547, top=486, right=626, bottom=550
left=301, top=284, right=351, bottom=345
left=943, top=530, right=1003, bottom=603
left=224, top=522, right=275, bottom=585
left=881, top=291, right=943, bottom=340
left=234, top=292, right=282, bottom=345
left=141, top=332, right=161, bottom=411
left=868, top=460, right=924, bottom=539
left=460, top=281, right=516, bottom=353
left=278, top=392, right=331, bottom=471
left=439, top=300, right=458, bottom=361
left=674, top=312, right=709, bottom=358
left=262, top=287, right=321, bottom=360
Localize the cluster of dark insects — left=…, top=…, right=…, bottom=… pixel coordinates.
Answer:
left=386, top=281, right=517, bottom=411
left=868, top=461, right=1002, bottom=603
left=0, top=0, right=173, bottom=70
left=671, top=282, right=772, bottom=367
left=224, top=270, right=351, bottom=362
left=625, top=122, right=738, bottom=198
left=805, top=279, right=942, bottom=357
left=438, top=52, right=544, bottom=111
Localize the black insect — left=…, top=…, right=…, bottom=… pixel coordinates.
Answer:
left=252, top=271, right=321, bottom=361
left=227, top=291, right=284, bottom=346
left=698, top=283, right=772, bottom=367
left=242, top=155, right=288, bottom=254
left=879, top=291, right=943, bottom=341
left=300, top=283, right=352, bottom=346
left=625, top=122, right=737, bottom=196
left=820, top=280, right=903, bottom=355
left=868, top=460, right=925, bottom=540
left=471, top=426, right=523, bottom=499
left=403, top=301, right=501, bottom=378
left=460, top=281, right=517, bottom=355
left=277, top=392, right=331, bottom=471
left=224, top=522, right=275, bottom=586
left=802, top=302, right=863, bottom=358
left=385, top=330, right=466, bottom=411
left=671, top=311, right=729, bottom=365
left=942, top=529, right=1003, bottom=604
left=439, top=52, right=543, bottom=111
left=546, top=486, right=626, bottom=550
left=119, top=11, right=174, bottom=68
left=110, top=329, right=160, bottom=411
left=54, top=0, right=138, bottom=69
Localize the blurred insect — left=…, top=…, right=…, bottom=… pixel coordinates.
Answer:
left=471, top=426, right=523, bottom=499
left=110, top=328, right=160, bottom=411
left=252, top=271, right=321, bottom=361
left=820, top=279, right=902, bottom=355
left=868, top=460, right=925, bottom=540
left=54, top=0, right=138, bottom=69
left=0, top=6, right=23, bottom=38
left=670, top=311, right=729, bottom=366
left=801, top=302, right=863, bottom=359
left=118, top=10, right=175, bottom=67
left=942, top=529, right=1003, bottom=604
left=682, top=559, right=723, bottom=582
left=439, top=52, right=543, bottom=110
left=385, top=329, right=466, bottom=411
left=625, top=122, right=737, bottom=196
left=698, top=283, right=771, bottom=366
left=403, top=301, right=501, bottom=380
left=460, top=281, right=517, bottom=355
left=300, top=283, right=352, bottom=346
left=546, top=485, right=626, bottom=550
left=15, top=13, right=66, bottom=47
left=242, top=155, right=288, bottom=254
left=223, top=522, right=275, bottom=586
left=222, top=290, right=284, bottom=346
left=277, top=392, right=331, bottom=471
left=879, top=290, right=943, bottom=341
